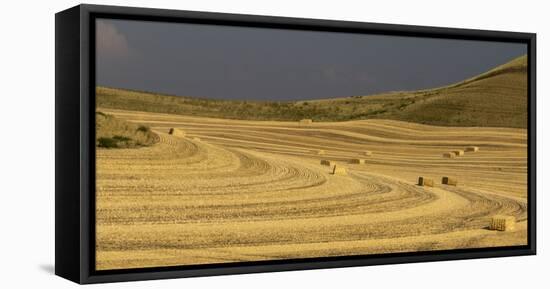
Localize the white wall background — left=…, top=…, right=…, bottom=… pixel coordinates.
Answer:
left=0, top=0, right=546, bottom=287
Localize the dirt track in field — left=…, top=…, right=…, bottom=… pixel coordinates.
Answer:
left=96, top=108, right=528, bottom=270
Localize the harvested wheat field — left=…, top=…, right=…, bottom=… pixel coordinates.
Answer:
left=96, top=108, right=527, bottom=270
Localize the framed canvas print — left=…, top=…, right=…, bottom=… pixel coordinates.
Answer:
left=55, top=4, right=536, bottom=284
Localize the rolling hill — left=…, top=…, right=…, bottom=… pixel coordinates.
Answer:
left=96, top=55, right=527, bottom=128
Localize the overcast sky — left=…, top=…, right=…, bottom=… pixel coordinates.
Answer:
left=96, top=18, right=527, bottom=101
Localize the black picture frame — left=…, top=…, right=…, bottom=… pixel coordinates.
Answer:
left=55, top=4, right=536, bottom=284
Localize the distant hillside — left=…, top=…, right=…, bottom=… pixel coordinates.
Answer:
left=362, top=55, right=528, bottom=128
left=97, top=55, right=527, bottom=128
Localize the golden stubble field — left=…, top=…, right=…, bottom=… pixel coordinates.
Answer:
left=95, top=108, right=528, bottom=270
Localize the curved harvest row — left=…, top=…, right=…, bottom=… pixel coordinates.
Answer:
left=96, top=109, right=528, bottom=270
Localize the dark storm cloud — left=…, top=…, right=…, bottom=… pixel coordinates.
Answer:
left=96, top=19, right=527, bottom=101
